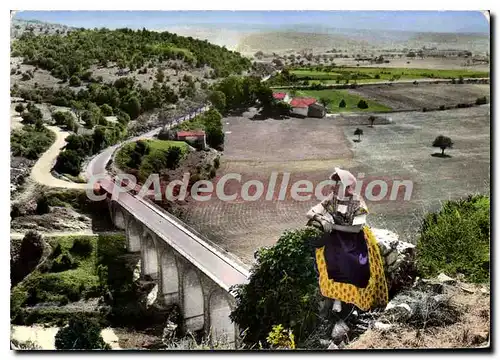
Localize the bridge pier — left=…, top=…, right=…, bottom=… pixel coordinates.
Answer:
left=159, top=246, right=180, bottom=306
left=126, top=219, right=142, bottom=252
left=108, top=200, right=244, bottom=347
left=141, top=232, right=159, bottom=280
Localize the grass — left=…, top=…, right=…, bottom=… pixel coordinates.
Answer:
left=275, top=88, right=392, bottom=113
left=290, top=67, right=489, bottom=83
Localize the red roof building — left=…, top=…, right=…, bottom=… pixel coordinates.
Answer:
left=290, top=97, right=317, bottom=108
left=273, top=92, right=287, bottom=100
left=176, top=130, right=205, bottom=138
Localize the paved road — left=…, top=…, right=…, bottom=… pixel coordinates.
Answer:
left=86, top=105, right=210, bottom=179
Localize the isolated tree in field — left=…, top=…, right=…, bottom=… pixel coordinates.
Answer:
left=368, top=115, right=376, bottom=127
left=339, top=99, right=346, bottom=108
left=354, top=128, right=364, bottom=141
left=432, top=135, right=454, bottom=156
left=55, top=316, right=110, bottom=350
left=15, top=103, right=24, bottom=114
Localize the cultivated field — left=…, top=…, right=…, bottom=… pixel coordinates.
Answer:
left=348, top=83, right=490, bottom=110
left=180, top=103, right=490, bottom=265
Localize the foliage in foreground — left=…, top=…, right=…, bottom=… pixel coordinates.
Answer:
left=55, top=316, right=110, bottom=350
left=11, top=125, right=56, bottom=160
left=417, top=194, right=490, bottom=283
left=230, top=227, right=322, bottom=347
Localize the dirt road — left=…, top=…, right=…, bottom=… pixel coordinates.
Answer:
left=30, top=126, right=86, bottom=190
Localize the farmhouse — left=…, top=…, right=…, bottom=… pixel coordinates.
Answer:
left=272, top=92, right=291, bottom=103
left=177, top=130, right=207, bottom=149
left=290, top=97, right=326, bottom=118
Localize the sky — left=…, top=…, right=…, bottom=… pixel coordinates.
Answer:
left=12, top=10, right=489, bottom=33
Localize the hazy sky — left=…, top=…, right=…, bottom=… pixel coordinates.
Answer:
left=13, top=10, right=489, bottom=33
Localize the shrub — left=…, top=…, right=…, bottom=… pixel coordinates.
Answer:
left=36, top=195, right=50, bottom=215
left=357, top=99, right=369, bottom=109
left=100, top=104, right=113, bottom=116
left=69, top=75, right=82, bottom=87
left=213, top=156, right=220, bottom=169
left=54, top=150, right=83, bottom=176
left=439, top=105, right=446, bottom=111
left=416, top=195, right=490, bottom=283
left=15, top=103, right=25, bottom=114
left=50, top=251, right=78, bottom=273
left=55, top=316, right=111, bottom=350
left=266, top=324, right=296, bottom=350
left=71, top=237, right=93, bottom=257
left=476, top=96, right=488, bottom=105
left=230, top=227, right=322, bottom=347
left=165, top=146, right=183, bottom=170
left=339, top=99, right=346, bottom=108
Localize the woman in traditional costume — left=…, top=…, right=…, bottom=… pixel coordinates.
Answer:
left=307, top=168, right=388, bottom=313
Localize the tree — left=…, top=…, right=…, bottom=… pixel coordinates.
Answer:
left=357, top=100, right=369, bottom=109
left=354, top=128, right=364, bottom=141
left=36, top=195, right=50, bottom=214
left=432, top=135, right=454, bottom=156
left=15, top=103, right=25, bottom=114
left=55, top=317, right=110, bottom=350
left=208, top=91, right=227, bottom=114
left=69, top=75, right=82, bottom=87
left=316, top=97, right=330, bottom=109
left=368, top=115, right=376, bottom=127
left=54, top=150, right=83, bottom=176
left=156, top=69, right=165, bottom=83
left=100, top=104, right=113, bottom=116
left=339, top=99, right=346, bottom=108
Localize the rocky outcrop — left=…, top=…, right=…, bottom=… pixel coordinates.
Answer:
left=371, top=228, right=417, bottom=294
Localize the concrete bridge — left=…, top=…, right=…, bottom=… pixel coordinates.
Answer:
left=98, top=179, right=250, bottom=347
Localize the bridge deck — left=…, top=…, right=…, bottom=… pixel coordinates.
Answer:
left=99, top=179, right=250, bottom=293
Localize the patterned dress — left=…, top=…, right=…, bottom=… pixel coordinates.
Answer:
left=308, top=194, right=388, bottom=310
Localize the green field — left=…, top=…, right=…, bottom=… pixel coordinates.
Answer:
left=290, top=67, right=489, bottom=84
left=275, top=88, right=392, bottom=113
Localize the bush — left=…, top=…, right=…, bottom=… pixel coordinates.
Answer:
left=50, top=251, right=78, bottom=273
left=71, top=237, right=93, bottom=257
left=100, top=104, right=113, bottom=116
left=357, top=99, right=369, bottom=109
left=15, top=103, right=25, bottom=114
left=339, top=99, right=346, bottom=108
left=55, top=316, right=110, bottom=350
left=476, top=96, right=488, bottom=105
left=416, top=195, right=490, bottom=283
left=439, top=105, right=446, bottom=110
left=230, top=227, right=322, bottom=347
left=213, top=156, right=220, bottom=169
left=36, top=195, right=50, bottom=215
left=69, top=75, right=82, bottom=87
left=54, top=150, right=83, bottom=176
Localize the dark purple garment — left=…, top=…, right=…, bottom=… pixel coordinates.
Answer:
left=320, top=230, right=370, bottom=288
